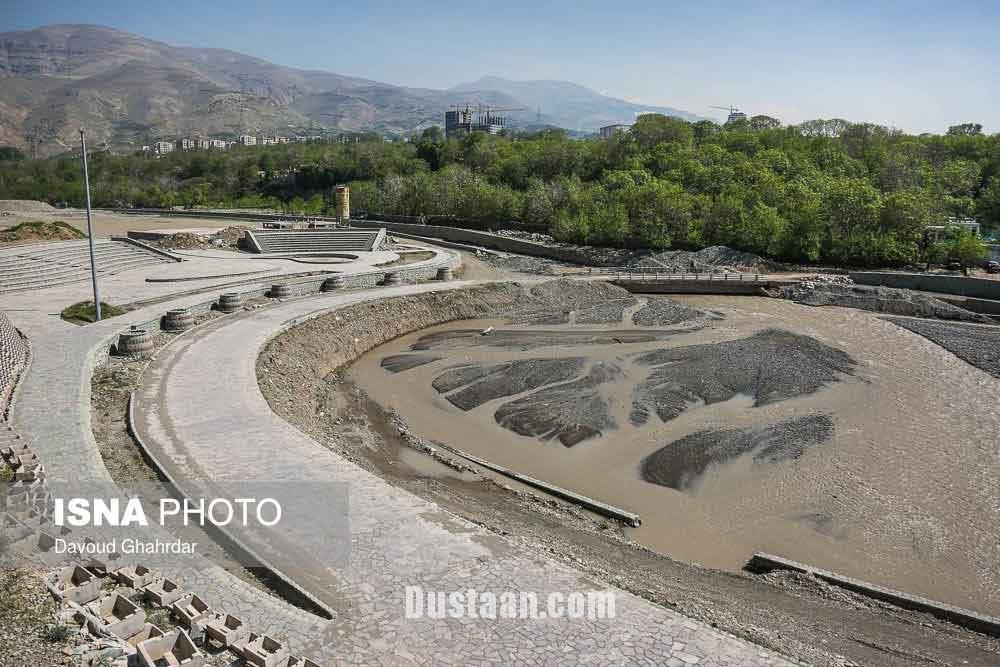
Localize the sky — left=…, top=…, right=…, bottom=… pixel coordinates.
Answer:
left=2, top=0, right=999, bottom=133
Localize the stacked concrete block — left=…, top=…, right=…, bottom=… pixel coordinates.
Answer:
left=85, top=593, right=147, bottom=640
left=203, top=612, right=249, bottom=649
left=115, top=327, right=154, bottom=358
left=112, top=564, right=156, bottom=590
left=0, top=312, right=29, bottom=417
left=48, top=565, right=102, bottom=604
left=320, top=275, right=345, bottom=291
left=143, top=578, right=186, bottom=608
left=136, top=629, right=205, bottom=667
left=126, top=623, right=164, bottom=648
left=162, top=308, right=195, bottom=332
left=218, top=292, right=243, bottom=313
left=269, top=283, right=296, bottom=299
left=383, top=272, right=402, bottom=286
left=236, top=633, right=291, bottom=667
left=171, top=593, right=212, bottom=628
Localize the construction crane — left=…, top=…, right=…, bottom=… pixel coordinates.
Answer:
left=710, top=105, right=747, bottom=124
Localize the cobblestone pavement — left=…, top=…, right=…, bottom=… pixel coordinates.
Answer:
left=128, top=284, right=796, bottom=665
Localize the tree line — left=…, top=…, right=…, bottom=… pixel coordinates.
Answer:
left=1, top=114, right=998, bottom=267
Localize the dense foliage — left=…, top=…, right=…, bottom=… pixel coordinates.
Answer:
left=2, top=114, right=999, bottom=266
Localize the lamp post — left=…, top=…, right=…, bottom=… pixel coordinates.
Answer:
left=79, top=128, right=102, bottom=321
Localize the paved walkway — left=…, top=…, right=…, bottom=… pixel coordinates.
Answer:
left=130, top=284, right=794, bottom=665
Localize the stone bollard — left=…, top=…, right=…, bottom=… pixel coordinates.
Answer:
left=321, top=275, right=346, bottom=292
left=115, top=326, right=153, bottom=358
left=218, top=293, right=242, bottom=313
left=435, top=267, right=453, bottom=281
left=162, top=308, right=194, bottom=332
left=269, top=283, right=294, bottom=299
left=383, top=272, right=402, bottom=287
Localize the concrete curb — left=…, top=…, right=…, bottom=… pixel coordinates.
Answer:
left=433, top=442, right=641, bottom=527
left=112, top=236, right=184, bottom=262
left=745, top=552, right=1000, bottom=637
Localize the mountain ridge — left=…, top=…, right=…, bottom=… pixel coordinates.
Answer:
left=0, top=24, right=699, bottom=155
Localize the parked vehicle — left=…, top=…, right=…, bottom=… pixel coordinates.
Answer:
left=987, top=261, right=1000, bottom=274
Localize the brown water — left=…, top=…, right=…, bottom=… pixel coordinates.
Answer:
left=349, top=296, right=1000, bottom=615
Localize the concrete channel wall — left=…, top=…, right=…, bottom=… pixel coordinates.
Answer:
left=851, top=271, right=1000, bottom=300
left=354, top=220, right=602, bottom=265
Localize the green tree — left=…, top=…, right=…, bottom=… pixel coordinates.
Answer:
left=946, top=123, right=983, bottom=136
left=929, top=225, right=988, bottom=275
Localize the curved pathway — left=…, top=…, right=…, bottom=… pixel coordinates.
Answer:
left=131, top=282, right=793, bottom=665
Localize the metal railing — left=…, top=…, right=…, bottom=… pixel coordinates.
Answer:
left=587, top=267, right=764, bottom=282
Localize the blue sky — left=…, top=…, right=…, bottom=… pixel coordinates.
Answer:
left=3, top=0, right=999, bottom=133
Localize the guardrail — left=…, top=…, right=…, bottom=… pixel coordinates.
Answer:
left=591, top=268, right=764, bottom=282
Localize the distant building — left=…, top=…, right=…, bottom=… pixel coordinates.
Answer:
left=445, top=107, right=506, bottom=138
left=209, top=139, right=227, bottom=149
left=153, top=141, right=174, bottom=155
left=276, top=136, right=290, bottom=144
left=599, top=124, right=631, bottom=139
left=239, top=135, right=257, bottom=146
left=924, top=217, right=981, bottom=244
left=178, top=138, right=197, bottom=151
left=196, top=139, right=212, bottom=150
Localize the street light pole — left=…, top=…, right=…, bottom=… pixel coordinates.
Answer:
left=79, top=128, right=102, bottom=321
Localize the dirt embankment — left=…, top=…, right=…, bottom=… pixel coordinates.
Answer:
left=0, top=220, right=84, bottom=246
left=256, top=282, right=1000, bottom=667
left=155, top=225, right=250, bottom=251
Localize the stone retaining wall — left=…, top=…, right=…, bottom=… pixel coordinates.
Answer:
left=851, top=271, right=1000, bottom=300
left=0, top=311, right=29, bottom=420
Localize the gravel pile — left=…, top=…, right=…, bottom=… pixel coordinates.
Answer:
left=512, top=278, right=637, bottom=324
left=632, top=298, right=717, bottom=326
left=156, top=226, right=250, bottom=251
left=631, top=329, right=857, bottom=426
left=641, top=414, right=835, bottom=490
left=630, top=246, right=783, bottom=273
left=885, top=318, right=1000, bottom=378
left=480, top=253, right=568, bottom=275
left=782, top=283, right=993, bottom=322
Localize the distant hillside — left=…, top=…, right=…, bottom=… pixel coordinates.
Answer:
left=452, top=75, right=703, bottom=131
left=0, top=24, right=699, bottom=155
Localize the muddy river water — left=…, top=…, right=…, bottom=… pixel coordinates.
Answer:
left=349, top=295, right=1000, bottom=615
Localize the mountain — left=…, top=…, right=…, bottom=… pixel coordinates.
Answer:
left=452, top=75, right=703, bottom=131
left=0, top=25, right=698, bottom=156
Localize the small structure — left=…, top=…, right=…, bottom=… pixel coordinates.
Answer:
left=47, top=565, right=101, bottom=604
left=237, top=633, right=291, bottom=667
left=239, top=135, right=258, bottom=146
left=203, top=612, right=249, bottom=649
left=112, top=564, right=156, bottom=590
left=599, top=124, right=631, bottom=139
left=136, top=629, right=205, bottom=667
left=171, top=593, right=211, bottom=628
left=85, top=593, right=146, bottom=640
left=144, top=578, right=186, bottom=607
left=334, top=185, right=350, bottom=221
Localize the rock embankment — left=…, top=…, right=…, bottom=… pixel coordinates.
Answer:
left=885, top=318, right=1000, bottom=378
left=782, top=281, right=993, bottom=322
left=0, top=311, right=29, bottom=418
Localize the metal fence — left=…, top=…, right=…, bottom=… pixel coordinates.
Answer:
left=588, top=268, right=764, bottom=282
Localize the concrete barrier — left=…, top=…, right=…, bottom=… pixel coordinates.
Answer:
left=851, top=271, right=1000, bottom=300
left=355, top=220, right=602, bottom=265
left=746, top=552, right=1000, bottom=637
